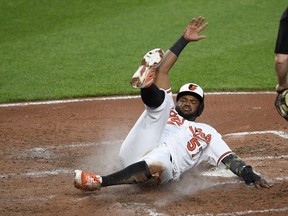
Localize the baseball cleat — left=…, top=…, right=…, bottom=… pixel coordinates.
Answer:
left=131, top=48, right=164, bottom=88
left=73, top=170, right=102, bottom=191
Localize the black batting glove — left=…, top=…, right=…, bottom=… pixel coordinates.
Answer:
left=241, top=166, right=260, bottom=185
left=241, top=165, right=272, bottom=188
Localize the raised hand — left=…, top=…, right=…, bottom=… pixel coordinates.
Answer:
left=183, top=16, right=208, bottom=42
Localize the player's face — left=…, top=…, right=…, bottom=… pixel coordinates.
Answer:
left=176, top=95, right=200, bottom=115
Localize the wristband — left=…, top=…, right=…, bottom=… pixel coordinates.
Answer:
left=169, top=36, right=189, bottom=57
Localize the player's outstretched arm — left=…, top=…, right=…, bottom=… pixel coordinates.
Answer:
left=154, top=16, right=208, bottom=90
left=221, top=154, right=272, bottom=188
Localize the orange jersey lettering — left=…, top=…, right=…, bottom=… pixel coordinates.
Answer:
left=167, top=110, right=185, bottom=126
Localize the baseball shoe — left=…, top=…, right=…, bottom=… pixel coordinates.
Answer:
left=73, top=170, right=102, bottom=191
left=131, top=48, right=164, bottom=88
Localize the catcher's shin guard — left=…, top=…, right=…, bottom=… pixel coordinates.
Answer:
left=274, top=89, right=288, bottom=121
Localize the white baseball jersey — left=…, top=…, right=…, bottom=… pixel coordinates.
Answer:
left=160, top=108, right=232, bottom=181
left=119, top=88, right=232, bottom=184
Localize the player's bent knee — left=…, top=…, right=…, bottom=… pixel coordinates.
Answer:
left=275, top=54, right=288, bottom=65
left=118, top=148, right=132, bottom=167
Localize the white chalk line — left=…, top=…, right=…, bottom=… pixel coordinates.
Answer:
left=0, top=95, right=140, bottom=108
left=223, top=130, right=288, bottom=139
left=245, top=155, right=288, bottom=160
left=28, top=140, right=123, bottom=152
left=141, top=203, right=288, bottom=216
left=189, top=207, right=288, bottom=216
left=26, top=140, right=122, bottom=153
left=0, top=91, right=275, bottom=108
left=0, top=168, right=74, bottom=179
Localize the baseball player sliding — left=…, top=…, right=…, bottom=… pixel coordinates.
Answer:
left=74, top=16, right=272, bottom=191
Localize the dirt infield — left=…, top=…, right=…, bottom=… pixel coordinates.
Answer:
left=0, top=92, right=287, bottom=216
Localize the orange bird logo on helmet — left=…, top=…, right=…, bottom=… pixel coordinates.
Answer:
left=188, top=84, right=198, bottom=91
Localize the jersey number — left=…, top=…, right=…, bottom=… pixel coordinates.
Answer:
left=187, top=138, right=203, bottom=158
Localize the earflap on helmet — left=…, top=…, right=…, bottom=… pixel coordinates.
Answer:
left=197, top=99, right=205, bottom=116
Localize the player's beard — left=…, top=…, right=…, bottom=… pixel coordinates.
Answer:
left=175, top=105, right=198, bottom=121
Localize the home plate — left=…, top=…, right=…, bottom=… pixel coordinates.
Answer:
left=201, top=167, right=236, bottom=177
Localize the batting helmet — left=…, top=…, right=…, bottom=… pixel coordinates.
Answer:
left=176, top=83, right=205, bottom=116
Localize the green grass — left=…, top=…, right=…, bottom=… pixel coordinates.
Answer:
left=0, top=0, right=287, bottom=103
